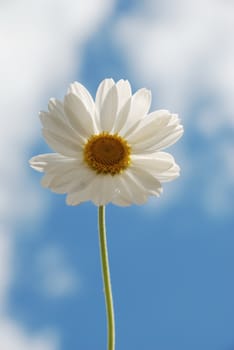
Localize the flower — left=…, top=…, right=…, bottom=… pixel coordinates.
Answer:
left=29, top=79, right=183, bottom=206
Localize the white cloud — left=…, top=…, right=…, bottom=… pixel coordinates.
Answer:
left=36, top=246, right=81, bottom=298
left=114, top=0, right=234, bottom=216
left=115, top=0, right=234, bottom=118
left=0, top=319, right=58, bottom=350
left=0, top=229, right=12, bottom=307
left=0, top=0, right=114, bottom=348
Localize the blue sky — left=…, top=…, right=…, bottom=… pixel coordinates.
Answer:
left=1, top=0, right=234, bottom=349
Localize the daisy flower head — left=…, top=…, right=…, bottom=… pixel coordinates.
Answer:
left=29, top=79, right=183, bottom=206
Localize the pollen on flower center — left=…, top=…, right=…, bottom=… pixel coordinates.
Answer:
left=84, top=132, right=131, bottom=175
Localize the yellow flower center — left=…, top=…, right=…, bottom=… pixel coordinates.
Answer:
left=84, top=132, right=131, bottom=175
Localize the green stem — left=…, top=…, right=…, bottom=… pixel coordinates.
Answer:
left=98, top=205, right=115, bottom=350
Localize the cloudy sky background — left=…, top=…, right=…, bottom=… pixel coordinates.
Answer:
left=1, top=0, right=234, bottom=349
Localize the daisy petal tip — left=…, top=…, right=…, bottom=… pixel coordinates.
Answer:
left=29, top=157, right=44, bottom=172
left=70, top=81, right=78, bottom=87
left=97, top=78, right=115, bottom=92
left=48, top=97, right=56, bottom=110
left=104, top=77, right=115, bottom=84
left=66, top=192, right=85, bottom=206
left=67, top=81, right=76, bottom=93
left=141, top=88, right=152, bottom=100
left=175, top=162, right=181, bottom=172
left=116, top=78, right=131, bottom=87
left=178, top=125, right=184, bottom=138
left=169, top=164, right=181, bottom=180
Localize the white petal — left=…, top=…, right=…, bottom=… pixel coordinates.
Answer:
left=29, top=153, right=74, bottom=172
left=99, top=84, right=118, bottom=132
left=113, top=171, right=148, bottom=205
left=150, top=127, right=184, bottom=151
left=67, top=174, right=116, bottom=206
left=131, top=152, right=175, bottom=173
left=42, top=163, right=74, bottom=187
left=67, top=81, right=95, bottom=115
left=111, top=175, right=132, bottom=206
left=155, top=163, right=180, bottom=182
left=40, top=111, right=84, bottom=146
left=115, top=79, right=132, bottom=112
left=130, top=88, right=151, bottom=121
left=68, top=167, right=96, bottom=194
left=32, top=153, right=95, bottom=196
left=129, top=112, right=183, bottom=153
left=45, top=166, right=95, bottom=194
left=46, top=98, right=87, bottom=140
left=111, top=194, right=132, bottom=207
left=41, top=167, right=75, bottom=192
left=112, top=97, right=131, bottom=134
left=66, top=191, right=87, bottom=206
left=127, top=110, right=172, bottom=144
left=48, top=98, right=65, bottom=118
left=129, top=88, right=151, bottom=121
left=64, top=93, right=96, bottom=138
left=66, top=171, right=96, bottom=206
left=95, top=78, right=115, bottom=111
left=111, top=80, right=132, bottom=133
left=42, top=128, right=83, bottom=157
left=29, top=154, right=49, bottom=172
left=29, top=153, right=93, bottom=195
left=131, top=152, right=180, bottom=183
left=88, top=175, right=116, bottom=205
left=66, top=190, right=91, bottom=206
left=128, top=167, right=162, bottom=197
left=120, top=88, right=151, bottom=137
left=133, top=127, right=184, bottom=153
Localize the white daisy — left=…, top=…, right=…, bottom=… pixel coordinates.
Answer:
left=29, top=78, right=183, bottom=206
